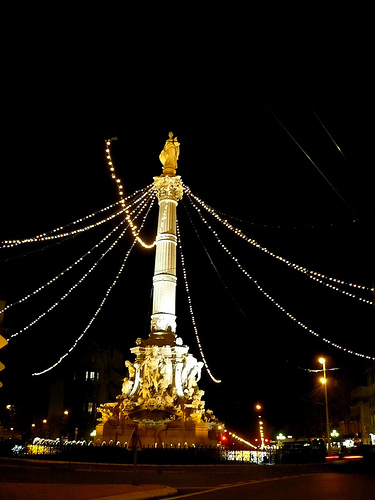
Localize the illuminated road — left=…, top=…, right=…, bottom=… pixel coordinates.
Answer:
left=0, top=460, right=374, bottom=499
left=167, top=472, right=375, bottom=499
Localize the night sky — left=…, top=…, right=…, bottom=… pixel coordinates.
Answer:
left=1, top=25, right=374, bottom=439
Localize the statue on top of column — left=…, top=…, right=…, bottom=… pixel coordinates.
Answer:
left=159, top=131, right=180, bottom=176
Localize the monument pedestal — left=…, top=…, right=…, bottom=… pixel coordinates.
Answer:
left=96, top=413, right=219, bottom=448
left=96, top=341, right=221, bottom=448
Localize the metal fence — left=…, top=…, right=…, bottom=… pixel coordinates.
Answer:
left=4, top=439, right=326, bottom=465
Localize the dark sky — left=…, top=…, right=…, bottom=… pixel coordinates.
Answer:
left=0, top=24, right=374, bottom=438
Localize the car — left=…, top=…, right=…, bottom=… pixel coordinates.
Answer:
left=325, top=452, right=364, bottom=465
left=325, top=445, right=375, bottom=469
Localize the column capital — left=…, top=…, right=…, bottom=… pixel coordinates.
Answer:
left=153, top=175, right=183, bottom=203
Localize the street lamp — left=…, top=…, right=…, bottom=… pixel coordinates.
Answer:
left=319, top=357, right=331, bottom=453
left=255, top=403, right=265, bottom=448
left=331, top=429, right=339, bottom=447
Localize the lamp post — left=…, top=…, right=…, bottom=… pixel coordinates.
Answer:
left=42, top=419, right=48, bottom=438
left=61, top=410, right=69, bottom=441
left=255, top=403, right=264, bottom=448
left=319, top=357, right=331, bottom=453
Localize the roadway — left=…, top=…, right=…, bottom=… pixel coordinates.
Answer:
left=0, top=458, right=374, bottom=499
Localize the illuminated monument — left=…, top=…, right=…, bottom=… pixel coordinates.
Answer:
left=96, top=133, right=220, bottom=447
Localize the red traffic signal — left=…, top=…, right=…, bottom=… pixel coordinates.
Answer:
left=0, top=333, right=8, bottom=388
left=0, top=300, right=8, bottom=388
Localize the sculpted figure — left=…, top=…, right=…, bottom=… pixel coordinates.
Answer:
left=125, top=360, right=136, bottom=379
left=181, top=354, right=194, bottom=383
left=187, top=361, right=204, bottom=389
left=159, top=131, right=180, bottom=174
left=98, top=403, right=119, bottom=424
left=143, top=347, right=162, bottom=392
left=163, top=390, right=174, bottom=407
left=121, top=377, right=133, bottom=396
left=182, top=355, right=203, bottom=389
left=139, top=381, right=151, bottom=401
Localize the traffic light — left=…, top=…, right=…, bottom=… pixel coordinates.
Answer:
left=0, top=300, right=8, bottom=388
left=0, top=334, right=8, bottom=388
left=220, top=433, right=228, bottom=447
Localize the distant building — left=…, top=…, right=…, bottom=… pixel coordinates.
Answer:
left=348, top=385, right=371, bottom=444
left=366, top=363, right=375, bottom=444
left=338, top=362, right=375, bottom=446
left=46, top=343, right=124, bottom=440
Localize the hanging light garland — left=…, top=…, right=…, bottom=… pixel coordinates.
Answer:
left=105, top=139, right=156, bottom=249
left=31, top=197, right=156, bottom=376
left=182, top=200, right=247, bottom=318
left=1, top=207, right=125, bottom=248
left=227, top=431, right=257, bottom=449
left=0, top=200, right=122, bottom=248
left=31, top=237, right=136, bottom=376
left=184, top=186, right=373, bottom=305
left=0, top=183, right=154, bottom=248
left=1, top=189, right=155, bottom=319
left=8, top=225, right=128, bottom=341
left=185, top=195, right=375, bottom=361
left=176, top=218, right=221, bottom=383
left=2, top=219, right=125, bottom=316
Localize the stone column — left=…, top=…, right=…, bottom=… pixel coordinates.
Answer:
left=149, top=175, right=183, bottom=345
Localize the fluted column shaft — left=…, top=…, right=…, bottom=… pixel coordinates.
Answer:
left=149, top=175, right=183, bottom=344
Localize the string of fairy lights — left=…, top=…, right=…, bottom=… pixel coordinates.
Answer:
left=184, top=185, right=373, bottom=303
left=225, top=429, right=257, bottom=449
left=183, top=188, right=375, bottom=361
left=0, top=201, right=120, bottom=248
left=31, top=240, right=136, bottom=377
left=31, top=197, right=157, bottom=376
left=176, top=218, right=221, bottom=384
left=8, top=225, right=128, bottom=341
left=104, top=139, right=156, bottom=249
left=0, top=207, right=125, bottom=248
left=0, top=182, right=153, bottom=248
